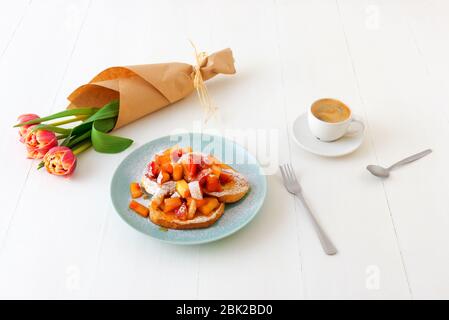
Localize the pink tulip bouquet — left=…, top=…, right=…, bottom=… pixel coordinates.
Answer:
left=14, top=100, right=133, bottom=177
left=14, top=47, right=236, bottom=178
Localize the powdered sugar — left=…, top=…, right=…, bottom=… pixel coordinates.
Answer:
left=141, top=175, right=176, bottom=196
left=188, top=181, right=203, bottom=199
left=156, top=171, right=164, bottom=184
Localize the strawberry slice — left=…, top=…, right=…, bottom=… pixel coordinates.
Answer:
left=147, top=162, right=153, bottom=174
left=148, top=161, right=160, bottom=177
left=206, top=174, right=223, bottom=192
left=175, top=203, right=188, bottom=220
left=219, top=171, right=233, bottom=184
left=148, top=161, right=161, bottom=177
left=187, top=154, right=201, bottom=177
left=188, top=163, right=199, bottom=177
left=201, top=155, right=214, bottom=166
left=197, top=169, right=212, bottom=188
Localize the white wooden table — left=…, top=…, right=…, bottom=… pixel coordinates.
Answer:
left=1, top=0, right=448, bottom=300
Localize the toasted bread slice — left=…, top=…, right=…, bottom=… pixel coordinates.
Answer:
left=148, top=200, right=225, bottom=230
left=204, top=169, right=249, bottom=203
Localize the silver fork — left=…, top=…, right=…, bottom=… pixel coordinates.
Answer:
left=280, top=164, right=338, bottom=255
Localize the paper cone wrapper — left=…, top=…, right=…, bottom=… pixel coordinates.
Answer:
left=67, top=48, right=235, bottom=129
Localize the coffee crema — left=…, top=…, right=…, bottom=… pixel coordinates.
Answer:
left=311, top=100, right=351, bottom=123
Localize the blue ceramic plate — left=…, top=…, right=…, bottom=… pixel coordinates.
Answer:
left=110, top=133, right=267, bottom=245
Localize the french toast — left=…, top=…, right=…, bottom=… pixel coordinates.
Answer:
left=130, top=145, right=249, bottom=230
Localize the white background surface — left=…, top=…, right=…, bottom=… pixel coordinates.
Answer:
left=0, top=0, right=448, bottom=299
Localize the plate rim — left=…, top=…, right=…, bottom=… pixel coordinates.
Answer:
left=110, top=132, right=267, bottom=245
left=291, top=113, right=364, bottom=157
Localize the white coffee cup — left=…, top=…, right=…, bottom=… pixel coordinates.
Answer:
left=308, top=98, right=364, bottom=142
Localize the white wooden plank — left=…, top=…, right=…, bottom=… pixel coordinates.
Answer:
left=0, top=0, right=92, bottom=299
left=276, top=0, right=411, bottom=299
left=0, top=0, right=40, bottom=249
left=0, top=0, right=30, bottom=59
left=337, top=0, right=449, bottom=299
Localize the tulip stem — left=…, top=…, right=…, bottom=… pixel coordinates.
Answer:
left=48, top=115, right=88, bottom=127
left=73, top=140, right=92, bottom=156
left=30, top=125, right=71, bottom=134
left=56, top=134, right=69, bottom=140
left=14, top=108, right=98, bottom=127
left=66, top=130, right=92, bottom=148
left=37, top=161, right=44, bottom=170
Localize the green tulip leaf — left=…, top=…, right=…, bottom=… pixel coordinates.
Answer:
left=70, top=100, right=118, bottom=137
left=94, top=117, right=116, bottom=133
left=91, top=122, right=133, bottom=153
left=69, top=122, right=92, bottom=137
left=83, top=100, right=119, bottom=124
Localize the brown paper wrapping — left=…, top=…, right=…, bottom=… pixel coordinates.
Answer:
left=67, top=48, right=235, bottom=129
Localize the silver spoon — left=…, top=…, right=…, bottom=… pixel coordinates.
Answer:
left=367, top=149, right=432, bottom=178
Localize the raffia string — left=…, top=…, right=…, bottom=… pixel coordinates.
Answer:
left=190, top=40, right=217, bottom=122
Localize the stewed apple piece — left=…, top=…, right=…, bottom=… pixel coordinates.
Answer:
left=187, top=197, right=207, bottom=208
left=151, top=194, right=164, bottom=210
left=172, top=163, right=183, bottom=181
left=197, top=197, right=220, bottom=216
left=161, top=162, right=173, bottom=174
left=211, top=165, right=222, bottom=177
left=187, top=199, right=197, bottom=219
left=155, top=153, right=171, bottom=166
left=129, top=200, right=149, bottom=217
left=176, top=180, right=190, bottom=198
left=163, top=197, right=182, bottom=213
left=157, top=171, right=170, bottom=184
left=130, top=182, right=143, bottom=198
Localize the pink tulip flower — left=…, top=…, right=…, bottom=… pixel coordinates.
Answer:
left=43, top=146, right=77, bottom=176
left=17, top=114, right=40, bottom=143
left=24, top=126, right=58, bottom=159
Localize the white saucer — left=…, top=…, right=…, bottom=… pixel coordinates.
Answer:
left=291, top=113, right=364, bottom=157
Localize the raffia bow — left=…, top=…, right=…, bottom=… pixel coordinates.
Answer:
left=190, top=41, right=217, bottom=122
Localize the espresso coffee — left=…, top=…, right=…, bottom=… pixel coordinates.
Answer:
left=311, top=100, right=351, bottom=123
